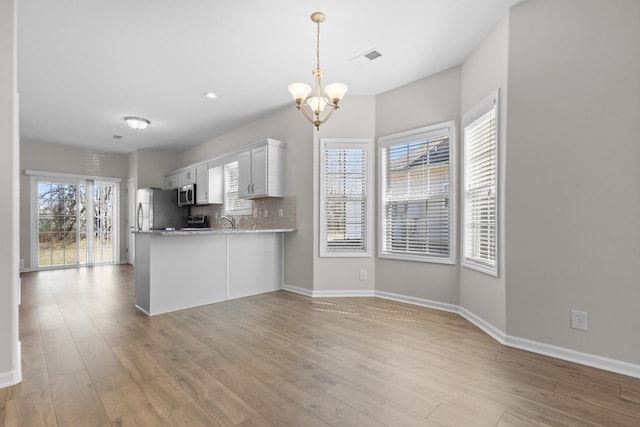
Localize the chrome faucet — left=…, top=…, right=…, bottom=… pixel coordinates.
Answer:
left=221, top=215, right=236, bottom=229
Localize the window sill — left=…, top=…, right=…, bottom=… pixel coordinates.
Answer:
left=378, top=252, right=455, bottom=265
left=462, top=260, right=498, bottom=277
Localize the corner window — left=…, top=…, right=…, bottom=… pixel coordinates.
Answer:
left=320, top=138, right=372, bottom=257
left=462, top=89, right=499, bottom=276
left=379, top=121, right=455, bottom=263
left=224, top=161, right=252, bottom=215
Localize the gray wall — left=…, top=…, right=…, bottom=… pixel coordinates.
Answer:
left=0, top=0, right=19, bottom=385
left=20, top=141, right=129, bottom=269
left=505, top=0, right=640, bottom=363
left=459, top=13, right=510, bottom=331
left=132, top=148, right=178, bottom=189
left=375, top=67, right=461, bottom=305
left=313, top=95, right=377, bottom=293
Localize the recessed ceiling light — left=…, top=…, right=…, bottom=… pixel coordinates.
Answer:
left=124, top=116, right=150, bottom=130
left=204, top=92, right=218, bottom=99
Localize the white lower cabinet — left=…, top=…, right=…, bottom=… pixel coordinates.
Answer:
left=134, top=231, right=283, bottom=315
left=135, top=233, right=227, bottom=315
left=227, top=233, right=282, bottom=300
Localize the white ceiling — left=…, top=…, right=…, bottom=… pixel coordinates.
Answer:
left=18, top=0, right=524, bottom=155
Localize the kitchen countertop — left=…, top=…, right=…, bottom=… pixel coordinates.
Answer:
left=133, top=228, right=296, bottom=236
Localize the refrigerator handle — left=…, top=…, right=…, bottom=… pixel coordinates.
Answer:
left=137, top=203, right=143, bottom=231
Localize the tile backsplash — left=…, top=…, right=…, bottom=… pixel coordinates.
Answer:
left=191, top=196, right=296, bottom=230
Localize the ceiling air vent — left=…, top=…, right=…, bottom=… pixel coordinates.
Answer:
left=350, top=48, right=382, bottom=67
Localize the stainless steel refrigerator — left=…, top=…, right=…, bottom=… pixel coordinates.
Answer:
left=136, top=188, right=187, bottom=231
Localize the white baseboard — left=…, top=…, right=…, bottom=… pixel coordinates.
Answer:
left=283, top=284, right=375, bottom=298
left=282, top=287, right=640, bottom=379
left=282, top=284, right=313, bottom=297
left=458, top=306, right=507, bottom=344
left=375, top=290, right=459, bottom=314
left=0, top=340, right=22, bottom=388
left=505, top=335, right=640, bottom=379
left=134, top=304, right=151, bottom=316
left=313, top=289, right=376, bottom=297
left=381, top=291, right=640, bottom=379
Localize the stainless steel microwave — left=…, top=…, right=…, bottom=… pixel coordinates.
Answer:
left=177, top=184, right=195, bottom=207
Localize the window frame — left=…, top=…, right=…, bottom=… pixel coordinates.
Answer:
left=461, top=89, right=500, bottom=277
left=377, top=121, right=456, bottom=264
left=319, top=138, right=373, bottom=258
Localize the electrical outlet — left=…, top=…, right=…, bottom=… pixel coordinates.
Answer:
left=571, top=310, right=588, bottom=331
left=264, top=209, right=268, bottom=218
left=279, top=208, right=283, bottom=217
left=359, top=269, right=367, bottom=281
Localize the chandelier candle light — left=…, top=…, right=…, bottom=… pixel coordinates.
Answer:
left=288, top=12, right=348, bottom=130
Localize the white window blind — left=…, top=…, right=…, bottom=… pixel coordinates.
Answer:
left=463, top=90, right=498, bottom=275
left=320, top=139, right=370, bottom=256
left=379, top=122, right=455, bottom=263
left=224, top=161, right=252, bottom=215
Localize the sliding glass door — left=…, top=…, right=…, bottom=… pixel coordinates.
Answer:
left=35, top=178, right=117, bottom=270
left=92, top=182, right=115, bottom=264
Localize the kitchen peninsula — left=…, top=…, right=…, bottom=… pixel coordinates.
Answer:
left=133, top=228, right=294, bottom=315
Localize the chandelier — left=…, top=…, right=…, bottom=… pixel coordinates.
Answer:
left=288, top=12, right=348, bottom=130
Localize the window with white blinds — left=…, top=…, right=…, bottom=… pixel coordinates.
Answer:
left=320, top=139, right=371, bottom=257
left=379, top=121, right=455, bottom=263
left=224, top=161, right=252, bottom=215
left=462, top=90, right=499, bottom=276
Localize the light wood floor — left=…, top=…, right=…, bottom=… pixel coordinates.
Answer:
left=2, top=265, right=640, bottom=426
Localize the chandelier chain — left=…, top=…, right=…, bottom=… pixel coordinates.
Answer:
left=316, top=19, right=321, bottom=71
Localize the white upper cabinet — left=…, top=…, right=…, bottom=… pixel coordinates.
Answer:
left=163, top=138, right=285, bottom=200
left=164, top=173, right=180, bottom=190
left=195, top=164, right=209, bottom=205
left=238, top=139, right=285, bottom=199
left=193, top=163, right=223, bottom=205
left=179, top=167, right=196, bottom=186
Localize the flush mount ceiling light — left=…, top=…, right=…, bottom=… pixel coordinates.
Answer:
left=124, top=116, right=150, bottom=130
left=288, top=12, right=348, bottom=130
left=203, top=92, right=218, bottom=99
